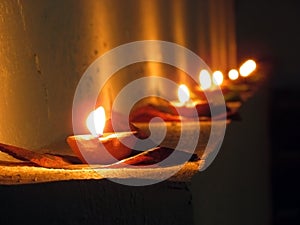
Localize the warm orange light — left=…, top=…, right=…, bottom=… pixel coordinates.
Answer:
left=178, top=84, right=190, bottom=104
left=228, top=69, right=239, bottom=80
left=86, top=106, right=106, bottom=136
left=212, top=71, right=224, bottom=85
left=199, top=69, right=212, bottom=90
left=239, top=59, right=256, bottom=77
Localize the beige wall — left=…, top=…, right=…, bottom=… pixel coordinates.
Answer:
left=0, top=0, right=91, bottom=148
left=0, top=0, right=236, bottom=149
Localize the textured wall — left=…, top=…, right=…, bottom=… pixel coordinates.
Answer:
left=0, top=0, right=96, bottom=148
left=0, top=0, right=237, bottom=149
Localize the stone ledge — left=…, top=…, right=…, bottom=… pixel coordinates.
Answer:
left=0, top=161, right=204, bottom=185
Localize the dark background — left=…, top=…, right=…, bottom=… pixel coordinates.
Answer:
left=237, top=0, right=300, bottom=224
left=192, top=1, right=300, bottom=225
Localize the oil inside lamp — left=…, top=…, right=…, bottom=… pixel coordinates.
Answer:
left=67, top=106, right=135, bottom=164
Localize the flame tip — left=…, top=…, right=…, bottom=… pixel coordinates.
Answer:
left=86, top=106, right=106, bottom=136
left=212, top=70, right=224, bottom=86
left=199, top=69, right=212, bottom=90
left=178, top=84, right=190, bottom=104
left=239, top=59, right=257, bottom=77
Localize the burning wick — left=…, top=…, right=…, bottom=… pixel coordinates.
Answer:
left=212, top=71, right=224, bottom=86
left=171, top=84, right=210, bottom=118
left=171, top=84, right=195, bottom=115
left=199, top=69, right=212, bottom=90
left=86, top=106, right=106, bottom=137
left=178, top=84, right=190, bottom=105
left=239, top=59, right=256, bottom=77
left=198, top=69, right=223, bottom=91
left=228, top=69, right=239, bottom=80
left=67, top=106, right=135, bottom=164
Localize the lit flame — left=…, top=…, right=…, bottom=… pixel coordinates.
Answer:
left=199, top=69, right=212, bottom=90
left=239, top=59, right=256, bottom=77
left=228, top=69, right=239, bottom=80
left=86, top=106, right=106, bottom=136
left=178, top=84, right=190, bottom=104
left=212, top=70, right=224, bottom=85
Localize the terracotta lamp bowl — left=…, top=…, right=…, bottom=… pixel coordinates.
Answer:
left=67, top=131, right=136, bottom=165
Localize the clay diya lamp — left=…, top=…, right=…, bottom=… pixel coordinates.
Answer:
left=171, top=84, right=210, bottom=118
left=67, top=106, right=136, bottom=165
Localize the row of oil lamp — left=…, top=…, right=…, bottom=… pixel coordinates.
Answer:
left=198, top=59, right=256, bottom=90
left=171, top=59, right=257, bottom=116
left=67, top=59, right=257, bottom=164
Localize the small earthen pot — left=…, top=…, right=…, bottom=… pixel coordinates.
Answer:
left=67, top=131, right=136, bottom=165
